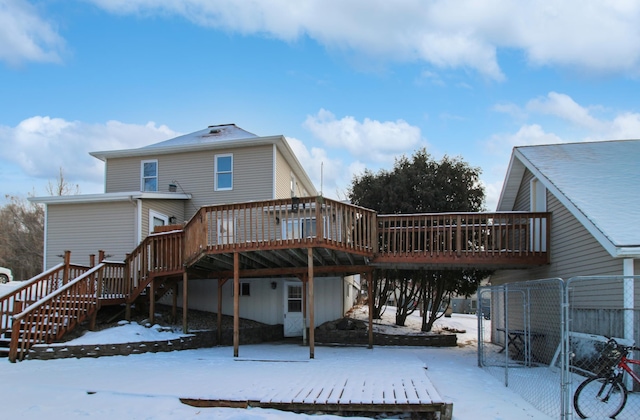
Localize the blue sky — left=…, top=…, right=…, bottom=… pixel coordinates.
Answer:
left=2, top=0, right=640, bottom=210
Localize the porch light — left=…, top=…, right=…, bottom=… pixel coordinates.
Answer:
left=271, top=281, right=277, bottom=290
left=291, top=196, right=300, bottom=212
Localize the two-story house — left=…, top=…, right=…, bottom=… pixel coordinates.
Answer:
left=31, top=124, right=359, bottom=336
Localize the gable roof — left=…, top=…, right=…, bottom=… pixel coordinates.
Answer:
left=498, top=139, right=640, bottom=257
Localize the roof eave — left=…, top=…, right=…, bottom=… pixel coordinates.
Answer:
left=90, top=135, right=284, bottom=161
left=29, top=191, right=192, bottom=204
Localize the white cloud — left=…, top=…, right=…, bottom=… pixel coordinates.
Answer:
left=526, top=92, right=606, bottom=131
left=0, top=116, right=178, bottom=196
left=303, top=109, right=424, bottom=164
left=86, top=0, right=640, bottom=79
left=286, top=136, right=355, bottom=200
left=0, top=0, right=65, bottom=66
left=484, top=91, right=640, bottom=209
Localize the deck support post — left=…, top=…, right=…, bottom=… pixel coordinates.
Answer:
left=301, top=276, right=308, bottom=346
left=233, top=252, right=240, bottom=357
left=217, top=278, right=227, bottom=345
left=308, top=247, right=315, bottom=359
left=124, top=253, right=131, bottom=321
left=149, top=277, right=155, bottom=324
left=182, top=270, right=188, bottom=333
left=366, top=271, right=374, bottom=349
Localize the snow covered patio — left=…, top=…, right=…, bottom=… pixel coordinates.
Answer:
left=179, top=344, right=451, bottom=418
left=0, top=311, right=554, bottom=419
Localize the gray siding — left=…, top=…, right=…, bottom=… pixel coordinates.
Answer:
left=140, top=199, right=186, bottom=235
left=513, top=170, right=534, bottom=211
left=275, top=148, right=293, bottom=199
left=275, top=147, right=312, bottom=198
left=493, top=196, right=623, bottom=285
left=45, top=202, right=137, bottom=268
left=105, top=146, right=275, bottom=220
left=492, top=169, right=625, bottom=308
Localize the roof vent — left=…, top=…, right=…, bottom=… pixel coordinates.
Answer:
left=209, top=128, right=221, bottom=134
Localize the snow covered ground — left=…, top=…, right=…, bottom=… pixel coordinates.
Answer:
left=0, top=297, right=552, bottom=419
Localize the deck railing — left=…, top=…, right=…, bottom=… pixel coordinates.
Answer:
left=375, top=212, right=550, bottom=264
left=0, top=259, right=91, bottom=332
left=125, top=229, right=185, bottom=302
left=183, top=196, right=377, bottom=264
left=8, top=261, right=125, bottom=362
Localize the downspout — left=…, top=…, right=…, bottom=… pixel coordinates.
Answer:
left=42, top=204, right=48, bottom=269
left=129, top=196, right=142, bottom=245
left=272, top=144, right=277, bottom=199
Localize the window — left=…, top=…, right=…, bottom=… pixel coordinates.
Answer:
left=141, top=160, right=158, bottom=192
left=241, top=282, right=250, bottom=296
left=287, top=285, right=302, bottom=312
left=282, top=217, right=316, bottom=239
left=290, top=173, right=296, bottom=197
left=215, top=154, right=233, bottom=191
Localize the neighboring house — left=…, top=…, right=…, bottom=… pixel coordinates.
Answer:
left=30, top=124, right=357, bottom=334
left=491, top=139, right=640, bottom=284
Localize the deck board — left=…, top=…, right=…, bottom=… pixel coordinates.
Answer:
left=262, top=372, right=441, bottom=406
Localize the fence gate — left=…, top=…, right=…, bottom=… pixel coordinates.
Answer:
left=478, top=278, right=565, bottom=419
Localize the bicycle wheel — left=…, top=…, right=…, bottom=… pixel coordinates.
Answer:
left=574, top=376, right=627, bottom=419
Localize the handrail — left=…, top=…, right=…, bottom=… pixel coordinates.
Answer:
left=125, top=229, right=184, bottom=302
left=8, top=261, right=124, bottom=362
left=376, top=211, right=550, bottom=260
left=0, top=261, right=91, bottom=331
left=182, top=196, right=377, bottom=264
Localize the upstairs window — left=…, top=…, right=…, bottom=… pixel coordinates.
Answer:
left=215, top=154, right=233, bottom=191
left=141, top=160, right=158, bottom=192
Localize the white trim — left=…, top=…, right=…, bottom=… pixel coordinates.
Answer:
left=42, top=205, right=48, bottom=269
left=272, top=144, right=277, bottom=199
left=29, top=191, right=191, bottom=204
left=141, top=159, right=158, bottom=192
left=136, top=199, right=142, bottom=244
left=214, top=153, right=233, bottom=191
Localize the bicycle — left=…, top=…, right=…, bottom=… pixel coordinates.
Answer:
left=573, top=338, right=640, bottom=419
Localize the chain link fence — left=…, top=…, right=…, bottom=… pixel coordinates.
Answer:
left=478, top=276, right=640, bottom=419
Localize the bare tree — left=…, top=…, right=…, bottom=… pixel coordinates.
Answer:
left=0, top=167, right=80, bottom=280
left=0, top=195, right=44, bottom=280
left=46, top=167, right=80, bottom=196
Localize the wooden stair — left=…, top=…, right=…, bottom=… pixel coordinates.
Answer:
left=1, top=229, right=186, bottom=362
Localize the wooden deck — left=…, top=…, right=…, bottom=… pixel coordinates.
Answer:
left=183, top=197, right=550, bottom=275
left=2, top=196, right=550, bottom=362
left=181, top=354, right=452, bottom=418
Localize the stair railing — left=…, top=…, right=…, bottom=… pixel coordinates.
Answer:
left=125, top=229, right=184, bottom=303
left=8, top=261, right=125, bottom=362
left=0, top=253, right=92, bottom=333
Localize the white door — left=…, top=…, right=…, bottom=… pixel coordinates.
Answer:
left=283, top=282, right=304, bottom=337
